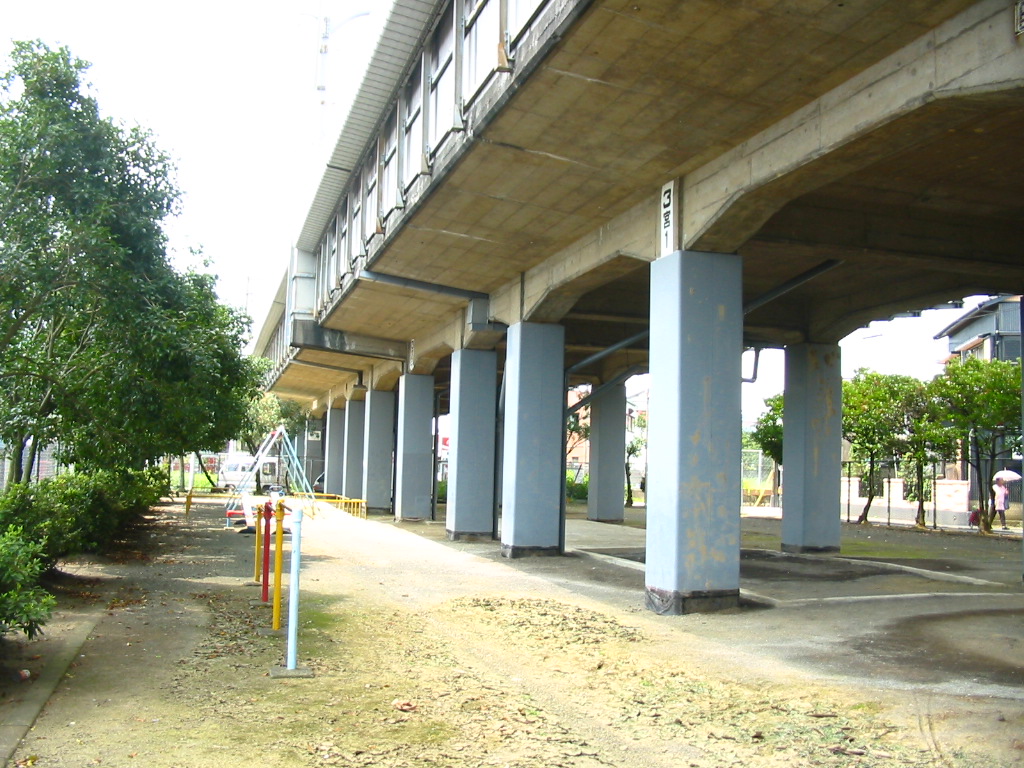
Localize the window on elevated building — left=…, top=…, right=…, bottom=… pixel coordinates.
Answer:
left=350, top=169, right=365, bottom=262
left=509, top=0, right=545, bottom=43
left=463, top=0, right=499, bottom=102
left=428, top=3, right=456, bottom=154
left=326, top=217, right=337, bottom=292
left=403, top=61, right=424, bottom=189
left=364, top=146, right=379, bottom=241
left=381, top=110, right=399, bottom=218
left=338, top=199, right=350, bottom=280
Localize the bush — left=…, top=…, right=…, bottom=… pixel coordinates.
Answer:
left=565, top=474, right=589, bottom=501
left=436, top=479, right=447, bottom=503
left=0, top=468, right=164, bottom=640
left=0, top=468, right=166, bottom=567
left=0, top=526, right=56, bottom=639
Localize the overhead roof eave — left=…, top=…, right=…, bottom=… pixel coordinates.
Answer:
left=933, top=294, right=1008, bottom=340
left=252, top=272, right=288, bottom=355
left=296, top=0, right=441, bottom=254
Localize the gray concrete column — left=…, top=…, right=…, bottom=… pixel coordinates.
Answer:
left=362, top=389, right=396, bottom=513
left=447, top=349, right=497, bottom=539
left=293, top=422, right=309, bottom=483
left=501, top=322, right=565, bottom=557
left=781, top=343, right=842, bottom=553
left=342, top=400, right=366, bottom=498
left=324, top=405, right=346, bottom=496
left=588, top=382, right=626, bottom=522
left=305, top=418, right=325, bottom=485
left=395, top=373, right=434, bottom=520
left=645, top=250, right=742, bottom=614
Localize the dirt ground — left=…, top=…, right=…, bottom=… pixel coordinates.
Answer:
left=1, top=500, right=1022, bottom=768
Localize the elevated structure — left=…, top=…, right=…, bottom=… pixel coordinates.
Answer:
left=255, top=0, right=1024, bottom=611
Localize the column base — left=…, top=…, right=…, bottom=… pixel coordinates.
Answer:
left=781, top=544, right=840, bottom=554
left=447, top=530, right=491, bottom=542
left=644, top=586, right=740, bottom=615
left=501, top=544, right=561, bottom=558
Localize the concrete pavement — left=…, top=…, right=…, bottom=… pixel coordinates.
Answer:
left=3, top=499, right=1022, bottom=767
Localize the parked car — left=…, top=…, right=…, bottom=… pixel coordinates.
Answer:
left=312, top=473, right=324, bottom=493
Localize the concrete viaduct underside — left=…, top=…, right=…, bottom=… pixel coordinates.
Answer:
left=258, top=0, right=1024, bottom=612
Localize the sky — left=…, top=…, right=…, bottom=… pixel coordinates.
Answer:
left=624, top=297, right=991, bottom=425
left=4, top=0, right=386, bottom=318
left=3, top=4, right=993, bottom=424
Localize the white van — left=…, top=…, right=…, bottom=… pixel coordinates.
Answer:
left=219, top=455, right=279, bottom=491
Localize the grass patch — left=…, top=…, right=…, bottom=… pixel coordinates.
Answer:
left=838, top=539, right=938, bottom=559
left=741, top=531, right=780, bottom=549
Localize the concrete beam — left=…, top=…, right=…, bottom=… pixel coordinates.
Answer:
left=683, top=0, right=1024, bottom=253
left=490, top=196, right=656, bottom=327
left=291, top=319, right=408, bottom=362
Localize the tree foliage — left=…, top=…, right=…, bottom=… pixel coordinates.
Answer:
left=750, top=393, right=783, bottom=466
left=0, top=41, right=263, bottom=476
left=841, top=370, right=921, bottom=522
left=899, top=377, right=960, bottom=526
left=930, top=356, right=1022, bottom=530
left=625, top=411, right=646, bottom=507
left=239, top=391, right=309, bottom=456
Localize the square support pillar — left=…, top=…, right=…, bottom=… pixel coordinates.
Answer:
left=501, top=322, right=565, bottom=557
left=342, top=400, right=365, bottom=499
left=447, top=349, right=497, bottom=539
left=362, top=389, right=396, bottom=513
left=395, top=374, right=434, bottom=520
left=294, top=423, right=309, bottom=480
left=645, top=250, right=742, bottom=614
left=781, top=343, right=842, bottom=553
left=324, top=405, right=346, bottom=496
left=588, top=382, right=626, bottom=522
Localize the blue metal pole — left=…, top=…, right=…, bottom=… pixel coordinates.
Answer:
left=286, top=502, right=303, bottom=669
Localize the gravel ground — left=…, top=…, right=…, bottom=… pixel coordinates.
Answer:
left=1, top=500, right=1022, bottom=767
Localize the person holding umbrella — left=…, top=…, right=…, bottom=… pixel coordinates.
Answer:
left=992, top=469, right=1020, bottom=530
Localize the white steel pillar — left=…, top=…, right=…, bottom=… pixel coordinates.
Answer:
left=501, top=322, right=565, bottom=557
left=362, top=389, right=396, bottom=513
left=447, top=349, right=498, bottom=539
left=395, top=374, right=434, bottom=520
left=587, top=382, right=626, bottom=522
left=781, top=343, right=842, bottom=553
left=645, top=250, right=743, bottom=614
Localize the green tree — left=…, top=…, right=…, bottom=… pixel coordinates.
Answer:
left=842, top=370, right=920, bottom=523
left=900, top=378, right=959, bottom=527
left=240, top=391, right=309, bottom=455
left=749, top=393, right=783, bottom=506
left=624, top=411, right=646, bottom=507
left=0, top=42, right=263, bottom=476
left=930, top=357, right=1022, bottom=532
left=750, top=393, right=784, bottom=465
left=566, top=386, right=590, bottom=461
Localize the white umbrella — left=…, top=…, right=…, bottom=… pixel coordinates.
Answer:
left=992, top=469, right=1022, bottom=482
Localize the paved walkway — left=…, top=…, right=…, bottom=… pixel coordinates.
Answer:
left=3, top=498, right=1022, bottom=766
left=386, top=502, right=1024, bottom=697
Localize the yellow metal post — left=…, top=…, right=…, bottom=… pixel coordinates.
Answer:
left=272, top=500, right=286, bottom=631
left=185, top=488, right=193, bottom=517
